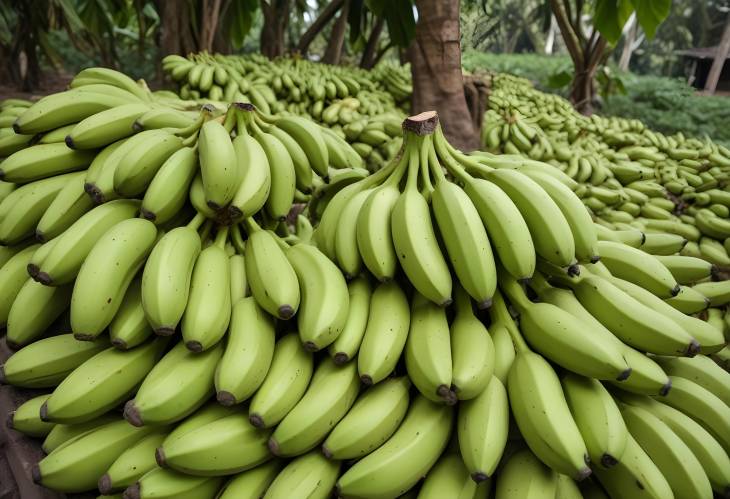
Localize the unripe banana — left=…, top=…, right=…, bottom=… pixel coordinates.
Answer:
left=244, top=225, right=300, bottom=320
left=109, top=278, right=153, bottom=349
left=248, top=333, right=314, bottom=429
left=217, top=461, right=281, bottom=499
left=227, top=130, right=271, bottom=220
left=268, top=357, right=359, bottom=457
left=140, top=147, right=198, bottom=224
left=156, top=410, right=271, bottom=476
left=457, top=375, right=509, bottom=482
left=181, top=231, right=231, bottom=352
left=0, top=243, right=40, bottom=328
left=0, top=143, right=95, bottom=183
left=273, top=115, right=329, bottom=176
left=286, top=242, right=349, bottom=351
left=0, top=333, right=108, bottom=388
left=141, top=224, right=201, bottom=335
left=322, top=376, right=410, bottom=460
left=328, top=276, right=371, bottom=364
left=596, top=240, right=680, bottom=298
left=123, top=467, right=223, bottom=499
left=264, top=450, right=339, bottom=499
left=215, top=297, right=275, bottom=405
left=8, top=394, right=55, bottom=437
left=98, top=431, right=168, bottom=494
left=32, top=420, right=160, bottom=493
left=336, top=394, right=454, bottom=498
left=494, top=449, right=558, bottom=499
left=124, top=341, right=223, bottom=427
left=41, top=337, right=168, bottom=424
left=358, top=280, right=410, bottom=385
left=66, top=102, right=149, bottom=149
left=71, top=218, right=157, bottom=340
left=199, top=119, right=238, bottom=210
left=36, top=199, right=140, bottom=285
left=35, top=171, right=94, bottom=242
left=113, top=129, right=183, bottom=197
left=450, top=285, right=494, bottom=400
left=5, top=278, right=72, bottom=347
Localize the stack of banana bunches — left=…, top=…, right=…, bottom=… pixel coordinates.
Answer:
left=161, top=53, right=407, bottom=171
left=478, top=73, right=730, bottom=273
left=0, top=67, right=728, bottom=499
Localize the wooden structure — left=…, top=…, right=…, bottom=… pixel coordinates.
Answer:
left=677, top=46, right=730, bottom=92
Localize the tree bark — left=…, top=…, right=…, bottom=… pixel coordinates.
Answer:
left=360, top=16, right=385, bottom=69
left=409, top=0, right=478, bottom=151
left=200, top=0, right=223, bottom=52
left=260, top=0, right=291, bottom=59
left=618, top=14, right=637, bottom=71
left=322, top=0, right=350, bottom=65
left=705, top=14, right=730, bottom=94
left=297, top=0, right=345, bottom=56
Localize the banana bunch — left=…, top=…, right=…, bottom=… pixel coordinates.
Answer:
left=482, top=72, right=730, bottom=268
left=161, top=53, right=406, bottom=126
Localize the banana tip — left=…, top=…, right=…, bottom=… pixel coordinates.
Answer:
left=267, top=437, right=281, bottom=456
left=616, top=367, right=632, bottom=382
left=600, top=454, right=618, bottom=468
left=590, top=255, right=601, bottom=264
left=26, top=263, right=39, bottom=278
left=34, top=230, right=46, bottom=243
left=471, top=472, right=489, bottom=483
left=35, top=271, right=52, bottom=285
left=303, top=341, right=319, bottom=352
left=670, top=284, right=681, bottom=297
left=660, top=379, right=672, bottom=396
left=123, top=401, right=144, bottom=427
left=333, top=353, right=349, bottom=365
left=321, top=444, right=333, bottom=460
left=154, top=326, right=176, bottom=337
left=476, top=298, right=492, bottom=310
left=140, top=208, right=156, bottom=222
left=360, top=374, right=373, bottom=386
left=98, top=474, right=113, bottom=495
left=249, top=413, right=265, bottom=428
left=111, top=338, right=128, bottom=350
left=567, top=264, right=580, bottom=277
left=575, top=466, right=592, bottom=481
left=154, top=447, right=167, bottom=467
left=278, top=305, right=295, bottom=320
left=216, top=391, right=236, bottom=406
left=64, top=135, right=75, bottom=149
left=74, top=333, right=97, bottom=342
left=39, top=401, right=49, bottom=422
left=31, top=464, right=41, bottom=485
left=686, top=339, right=701, bottom=357
left=11, top=122, right=20, bottom=134
left=124, top=482, right=141, bottom=499
left=185, top=340, right=204, bottom=353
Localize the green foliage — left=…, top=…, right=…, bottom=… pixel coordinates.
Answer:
left=462, top=50, right=573, bottom=88
left=602, top=75, right=730, bottom=147
left=590, top=0, right=672, bottom=44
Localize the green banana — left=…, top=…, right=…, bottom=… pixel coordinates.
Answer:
left=217, top=461, right=281, bottom=499
left=0, top=143, right=95, bottom=183
left=263, top=451, right=339, bottom=499
left=66, top=102, right=149, bottom=149
left=124, top=341, right=222, bottom=426
left=494, top=449, right=558, bottom=499
left=199, top=119, right=238, bottom=210
left=248, top=333, right=314, bottom=429
left=322, top=376, right=410, bottom=460
left=596, top=240, right=680, bottom=298
left=123, top=467, right=223, bottom=499
left=268, top=357, right=359, bottom=457
left=41, top=337, right=168, bottom=424
left=286, top=242, right=349, bottom=351
left=98, top=431, right=168, bottom=494
left=417, top=453, right=488, bottom=499
left=215, top=297, right=275, bottom=405
left=109, top=278, right=153, bottom=349
left=5, top=278, right=72, bottom=347
left=35, top=170, right=94, bottom=241
left=1, top=333, right=109, bottom=388
left=140, top=147, right=198, bottom=225
left=113, top=129, right=184, bottom=197
left=328, top=275, right=371, bottom=364
left=8, top=394, right=55, bottom=437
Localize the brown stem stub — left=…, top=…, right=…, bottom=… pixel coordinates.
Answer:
left=402, top=111, right=439, bottom=135
left=123, top=483, right=141, bottom=499
left=234, top=102, right=255, bottom=111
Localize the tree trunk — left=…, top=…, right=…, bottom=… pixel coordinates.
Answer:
left=360, top=16, right=385, bottom=69
left=409, top=0, right=478, bottom=151
left=297, top=0, right=345, bottom=56
left=705, top=14, right=730, bottom=94
left=618, top=14, right=637, bottom=71
left=322, top=0, right=349, bottom=65
left=260, top=0, right=291, bottom=59
left=200, top=0, right=223, bottom=52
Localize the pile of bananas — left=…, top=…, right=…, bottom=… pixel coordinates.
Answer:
left=0, top=62, right=729, bottom=499
left=161, top=53, right=406, bottom=169
left=481, top=73, right=730, bottom=267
